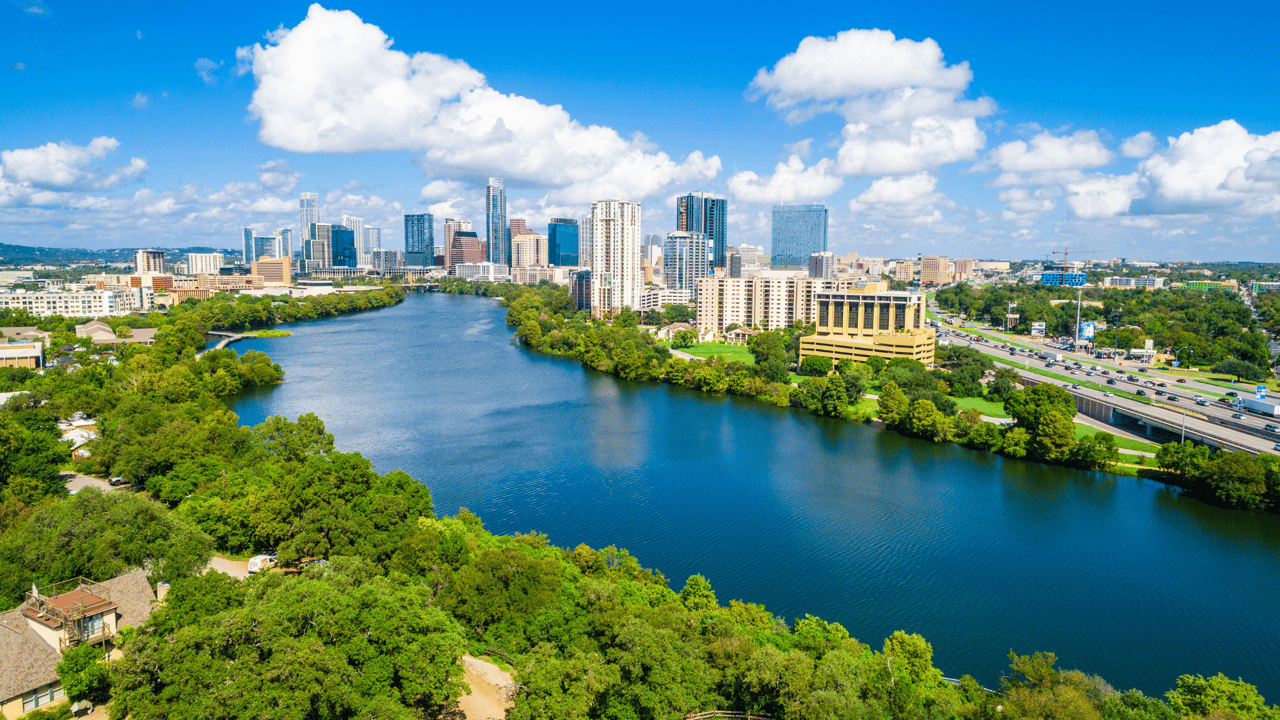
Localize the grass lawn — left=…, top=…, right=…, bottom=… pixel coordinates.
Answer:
left=674, top=342, right=756, bottom=364
left=954, top=397, right=1010, bottom=418
left=1073, top=422, right=1162, bottom=453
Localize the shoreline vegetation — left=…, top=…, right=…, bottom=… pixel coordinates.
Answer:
left=439, top=278, right=1280, bottom=515
left=0, top=283, right=1275, bottom=719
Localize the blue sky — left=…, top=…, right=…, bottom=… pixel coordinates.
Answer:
left=2, top=0, right=1278, bottom=260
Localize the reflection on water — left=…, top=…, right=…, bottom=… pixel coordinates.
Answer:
left=233, top=292, right=1280, bottom=698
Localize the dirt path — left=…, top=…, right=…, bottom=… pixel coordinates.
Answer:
left=206, top=555, right=250, bottom=579
left=458, top=654, right=515, bottom=720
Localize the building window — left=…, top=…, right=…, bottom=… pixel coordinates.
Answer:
left=23, top=684, right=63, bottom=711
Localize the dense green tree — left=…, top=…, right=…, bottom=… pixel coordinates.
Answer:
left=672, top=328, right=698, bottom=348
left=1071, top=432, right=1120, bottom=471
left=749, top=331, right=789, bottom=366
left=1002, top=427, right=1031, bottom=459
left=679, top=574, right=718, bottom=612
left=1030, top=410, right=1078, bottom=463
left=111, top=559, right=469, bottom=720
left=613, top=307, right=639, bottom=329
left=1195, top=451, right=1269, bottom=509
left=877, top=381, right=909, bottom=426
left=1155, top=441, right=1211, bottom=477
left=818, top=375, right=849, bottom=418
left=1212, top=358, right=1269, bottom=382
left=1165, top=673, right=1280, bottom=719
left=800, top=355, right=834, bottom=376
left=1005, top=384, right=1078, bottom=428
left=56, top=642, right=112, bottom=706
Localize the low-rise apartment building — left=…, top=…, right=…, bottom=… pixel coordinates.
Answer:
left=0, top=290, right=133, bottom=318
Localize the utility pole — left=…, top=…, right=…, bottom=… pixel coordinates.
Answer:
left=1074, top=287, right=1083, bottom=348
left=1113, top=304, right=1124, bottom=361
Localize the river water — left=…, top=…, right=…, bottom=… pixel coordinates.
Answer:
left=233, top=292, right=1280, bottom=697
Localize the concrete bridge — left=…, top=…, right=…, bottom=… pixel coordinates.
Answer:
left=195, top=331, right=245, bottom=360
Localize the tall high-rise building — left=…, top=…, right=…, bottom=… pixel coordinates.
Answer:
left=442, top=218, right=468, bottom=257
left=486, top=178, right=508, bottom=266
left=299, top=192, right=319, bottom=262
left=331, top=226, right=358, bottom=268
left=586, top=198, right=642, bottom=316
left=738, top=244, right=763, bottom=268
left=360, top=227, right=382, bottom=268
left=809, top=251, right=836, bottom=280
left=404, top=213, right=434, bottom=266
left=547, top=219, right=579, bottom=266
left=242, top=228, right=255, bottom=265
left=274, top=228, right=293, bottom=261
left=579, top=216, right=592, bottom=268
left=677, top=191, right=728, bottom=268
left=341, top=215, right=365, bottom=265
left=664, top=231, right=710, bottom=300
left=771, top=205, right=828, bottom=269
left=134, top=248, right=165, bottom=273
left=309, top=223, right=333, bottom=270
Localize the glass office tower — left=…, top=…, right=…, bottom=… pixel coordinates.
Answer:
left=486, top=178, right=508, bottom=266
left=771, top=204, right=828, bottom=269
left=299, top=193, right=319, bottom=263
left=404, top=213, right=433, bottom=266
left=547, top=218, right=579, bottom=266
left=677, top=191, right=728, bottom=268
left=331, top=227, right=358, bottom=267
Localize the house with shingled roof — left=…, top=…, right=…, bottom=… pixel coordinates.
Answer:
left=0, top=570, right=156, bottom=719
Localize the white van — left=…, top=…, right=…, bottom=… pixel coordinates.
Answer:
left=247, top=554, right=277, bottom=574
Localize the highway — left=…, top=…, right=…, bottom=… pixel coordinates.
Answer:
left=936, top=326, right=1280, bottom=455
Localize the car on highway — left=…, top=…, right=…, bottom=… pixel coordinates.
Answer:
left=1158, top=383, right=1168, bottom=387
left=1155, top=390, right=1165, bottom=395
left=1196, top=399, right=1209, bottom=406
left=1101, top=370, right=1110, bottom=375
left=1071, top=370, right=1079, bottom=375
left=1274, top=443, right=1280, bottom=452
left=1104, top=392, right=1114, bottom=397
left=1137, top=389, right=1148, bottom=396
left=1107, top=379, right=1117, bottom=385
left=1128, top=375, right=1139, bottom=381
left=1232, top=412, right=1245, bottom=419
left=1072, top=383, right=1082, bottom=389
left=1168, top=396, right=1180, bottom=402
left=1226, top=391, right=1237, bottom=397
left=1143, top=380, right=1155, bottom=386
left=1268, top=424, right=1280, bottom=433
left=1177, top=378, right=1188, bottom=384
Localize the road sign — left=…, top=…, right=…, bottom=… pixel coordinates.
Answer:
left=1258, top=386, right=1267, bottom=400
left=1172, top=361, right=1180, bottom=367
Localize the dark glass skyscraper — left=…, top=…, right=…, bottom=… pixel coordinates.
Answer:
left=771, top=204, right=828, bottom=269
left=404, top=213, right=433, bottom=266
left=486, top=178, right=508, bottom=266
left=331, top=227, right=358, bottom=267
left=547, top=218, right=579, bottom=266
left=677, top=192, right=728, bottom=268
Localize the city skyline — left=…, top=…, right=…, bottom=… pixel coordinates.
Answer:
left=1, top=3, right=1277, bottom=260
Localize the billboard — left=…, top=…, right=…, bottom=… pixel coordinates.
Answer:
left=1078, top=321, right=1096, bottom=340
left=1031, top=322, right=1046, bottom=337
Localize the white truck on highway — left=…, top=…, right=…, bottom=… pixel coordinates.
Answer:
left=1240, top=397, right=1280, bottom=417
left=1040, top=351, right=1064, bottom=362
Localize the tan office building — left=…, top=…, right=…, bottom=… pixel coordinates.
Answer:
left=251, top=258, right=292, bottom=287
left=919, top=256, right=951, bottom=285
left=953, top=258, right=975, bottom=280
left=511, top=232, right=548, bottom=268
left=799, top=287, right=935, bottom=365
left=894, top=261, right=914, bottom=283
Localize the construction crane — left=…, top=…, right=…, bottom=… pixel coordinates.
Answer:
left=1047, top=247, right=1101, bottom=266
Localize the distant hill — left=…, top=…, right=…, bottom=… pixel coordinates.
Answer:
left=0, top=243, right=231, bottom=266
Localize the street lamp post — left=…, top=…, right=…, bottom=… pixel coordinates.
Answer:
left=1112, top=304, right=1123, bottom=362
left=1173, top=345, right=1189, bottom=378
left=1005, top=302, right=1016, bottom=333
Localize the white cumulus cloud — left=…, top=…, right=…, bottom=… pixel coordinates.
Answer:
left=1120, top=131, right=1157, bottom=158
left=998, top=186, right=1060, bottom=226
left=979, top=130, right=1113, bottom=173
left=0, top=137, right=147, bottom=191
left=749, top=28, right=995, bottom=177
left=1065, top=173, right=1144, bottom=219
left=848, top=172, right=950, bottom=225
left=1141, top=120, right=1280, bottom=209
left=727, top=155, right=844, bottom=204
left=238, top=4, right=718, bottom=203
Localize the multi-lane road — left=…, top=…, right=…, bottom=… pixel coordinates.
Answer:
left=936, top=324, right=1280, bottom=455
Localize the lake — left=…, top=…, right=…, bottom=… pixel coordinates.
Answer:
left=233, top=292, right=1280, bottom=698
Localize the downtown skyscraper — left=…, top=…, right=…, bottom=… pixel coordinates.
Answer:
left=486, top=178, right=508, bottom=266
left=404, top=213, right=433, bottom=266
left=299, top=192, right=319, bottom=266
left=586, top=198, right=642, bottom=317
left=677, top=191, right=727, bottom=268
left=664, top=231, right=710, bottom=300
left=771, top=204, right=828, bottom=269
